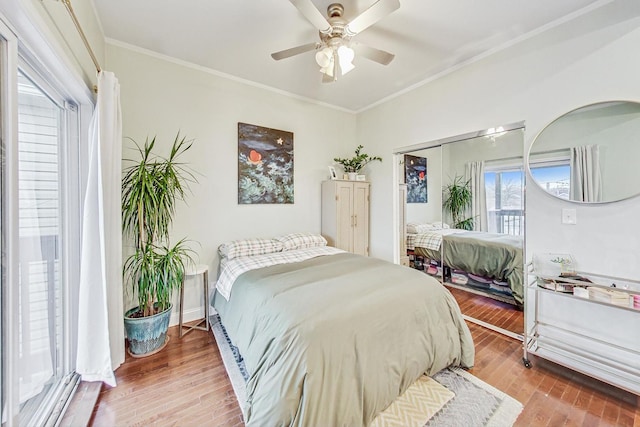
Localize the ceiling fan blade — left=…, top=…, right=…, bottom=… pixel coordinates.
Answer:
left=271, top=42, right=320, bottom=60
left=353, top=43, right=395, bottom=65
left=288, top=0, right=333, bottom=33
left=345, top=0, right=400, bottom=35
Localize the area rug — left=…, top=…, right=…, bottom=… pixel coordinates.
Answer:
left=370, top=376, right=454, bottom=427
left=210, top=314, right=523, bottom=426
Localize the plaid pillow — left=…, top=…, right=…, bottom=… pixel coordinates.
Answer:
left=275, top=232, right=327, bottom=251
left=218, top=238, right=283, bottom=260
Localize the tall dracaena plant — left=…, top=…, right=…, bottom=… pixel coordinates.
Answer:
left=122, top=133, right=196, bottom=317
left=443, top=175, right=475, bottom=231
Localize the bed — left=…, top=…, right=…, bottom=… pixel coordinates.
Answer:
left=407, top=227, right=524, bottom=305
left=212, top=234, right=474, bottom=426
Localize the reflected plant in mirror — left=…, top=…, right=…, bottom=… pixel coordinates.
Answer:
left=443, top=176, right=474, bottom=230
left=528, top=101, right=640, bottom=203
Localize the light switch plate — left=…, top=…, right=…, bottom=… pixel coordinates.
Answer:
left=561, top=208, right=577, bottom=225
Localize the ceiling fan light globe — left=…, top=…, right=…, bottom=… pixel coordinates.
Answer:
left=320, top=64, right=334, bottom=77
left=337, top=45, right=355, bottom=63
left=340, top=61, right=355, bottom=75
left=337, top=45, right=355, bottom=75
left=315, top=47, right=333, bottom=67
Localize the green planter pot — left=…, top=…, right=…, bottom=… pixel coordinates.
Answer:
left=124, top=304, right=172, bottom=357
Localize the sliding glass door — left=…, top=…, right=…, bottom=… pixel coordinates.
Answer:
left=1, top=18, right=83, bottom=426
left=16, top=68, right=66, bottom=425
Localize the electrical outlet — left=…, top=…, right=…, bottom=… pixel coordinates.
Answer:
left=561, top=208, right=577, bottom=225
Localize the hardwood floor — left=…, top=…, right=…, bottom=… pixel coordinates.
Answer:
left=90, top=317, right=639, bottom=427
left=90, top=325, right=244, bottom=426
left=447, top=285, right=524, bottom=336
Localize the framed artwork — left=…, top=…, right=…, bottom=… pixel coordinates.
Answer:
left=238, top=122, right=294, bottom=204
left=404, top=154, right=427, bottom=203
left=328, top=166, right=337, bottom=180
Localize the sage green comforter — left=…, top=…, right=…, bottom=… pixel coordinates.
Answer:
left=413, top=231, right=524, bottom=304
left=442, top=232, right=524, bottom=304
left=213, top=253, right=474, bottom=426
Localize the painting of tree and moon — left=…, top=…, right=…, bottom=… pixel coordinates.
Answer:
left=405, top=154, right=427, bottom=203
left=238, top=122, right=294, bottom=204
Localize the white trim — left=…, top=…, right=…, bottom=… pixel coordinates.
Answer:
left=106, top=38, right=357, bottom=115
left=170, top=307, right=206, bottom=327
left=393, top=121, right=525, bottom=155
left=484, top=160, right=525, bottom=172
left=528, top=152, right=571, bottom=166
left=0, top=18, right=20, bottom=426
left=391, top=153, right=402, bottom=265
left=61, top=101, right=82, bottom=378
left=462, top=314, right=524, bottom=342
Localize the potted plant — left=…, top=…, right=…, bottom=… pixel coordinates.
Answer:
left=333, top=145, right=382, bottom=180
left=122, top=133, right=196, bottom=357
left=443, top=175, right=475, bottom=230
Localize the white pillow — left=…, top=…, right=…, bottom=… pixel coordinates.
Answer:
left=406, top=222, right=435, bottom=234
left=275, top=232, right=327, bottom=250
left=218, top=238, right=283, bottom=260
left=431, top=222, right=450, bottom=230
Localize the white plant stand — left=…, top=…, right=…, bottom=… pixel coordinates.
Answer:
left=179, top=264, right=210, bottom=338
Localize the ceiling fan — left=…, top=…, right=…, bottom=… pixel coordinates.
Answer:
left=271, top=0, right=400, bottom=82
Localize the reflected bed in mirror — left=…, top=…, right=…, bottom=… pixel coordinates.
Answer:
left=397, top=123, right=526, bottom=339
left=439, top=128, right=525, bottom=335
left=529, top=101, right=640, bottom=203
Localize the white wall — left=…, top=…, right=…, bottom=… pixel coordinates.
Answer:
left=106, top=43, right=357, bottom=321
left=357, top=2, right=640, bottom=281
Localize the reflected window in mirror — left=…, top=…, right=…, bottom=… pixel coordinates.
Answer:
left=529, top=101, right=640, bottom=203
left=484, top=166, right=524, bottom=236
left=442, top=128, right=525, bottom=236
left=529, top=161, right=570, bottom=200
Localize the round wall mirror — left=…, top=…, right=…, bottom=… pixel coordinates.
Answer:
left=528, top=101, right=640, bottom=203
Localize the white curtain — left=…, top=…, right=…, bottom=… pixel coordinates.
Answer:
left=76, top=71, right=124, bottom=386
left=465, top=161, right=487, bottom=232
left=570, top=145, right=602, bottom=202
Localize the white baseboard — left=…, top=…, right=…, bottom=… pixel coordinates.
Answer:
left=169, top=306, right=205, bottom=327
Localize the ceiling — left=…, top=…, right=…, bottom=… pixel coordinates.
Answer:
left=93, top=0, right=609, bottom=112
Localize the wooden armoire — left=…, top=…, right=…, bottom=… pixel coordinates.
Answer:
left=321, top=180, right=370, bottom=256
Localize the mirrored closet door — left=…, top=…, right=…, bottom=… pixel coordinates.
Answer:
left=398, top=123, right=525, bottom=339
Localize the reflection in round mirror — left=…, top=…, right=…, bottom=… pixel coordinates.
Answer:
left=528, top=101, right=640, bottom=203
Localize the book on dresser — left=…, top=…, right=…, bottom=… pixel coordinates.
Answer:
left=587, top=286, right=630, bottom=306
